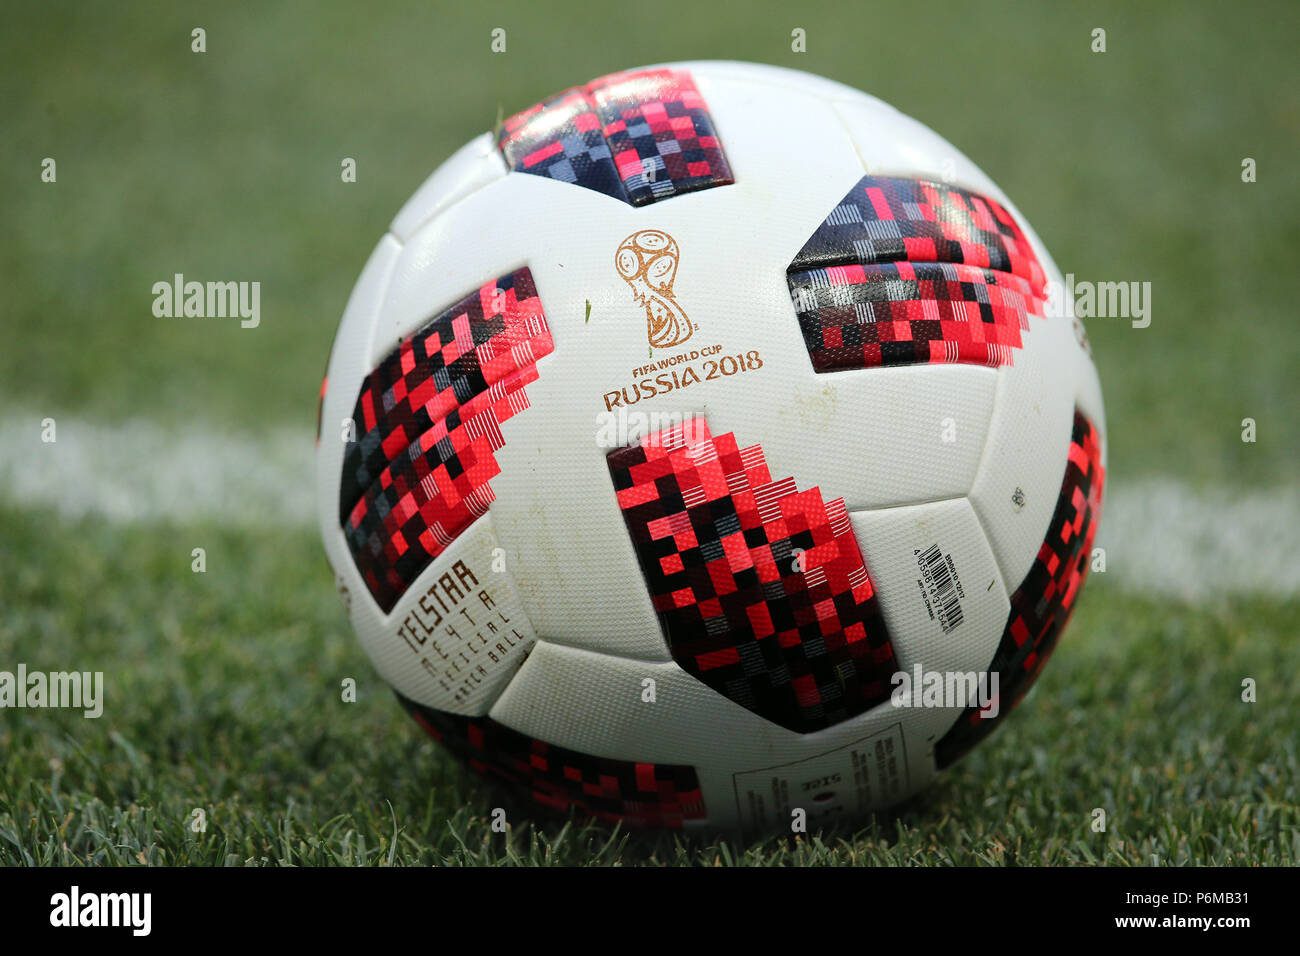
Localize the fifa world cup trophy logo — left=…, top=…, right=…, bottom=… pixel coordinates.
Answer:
left=616, top=229, right=693, bottom=349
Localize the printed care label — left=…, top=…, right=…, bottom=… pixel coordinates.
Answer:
left=733, top=723, right=909, bottom=833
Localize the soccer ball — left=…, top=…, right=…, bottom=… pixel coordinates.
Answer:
left=315, top=61, right=1105, bottom=833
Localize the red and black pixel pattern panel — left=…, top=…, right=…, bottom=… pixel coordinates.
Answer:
left=497, top=68, right=734, bottom=207
left=398, top=693, right=707, bottom=829
left=787, top=176, right=1048, bottom=372
left=608, top=419, right=898, bottom=734
left=340, top=269, right=553, bottom=612
left=935, top=409, right=1105, bottom=769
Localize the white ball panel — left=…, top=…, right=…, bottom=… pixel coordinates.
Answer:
left=485, top=385, right=674, bottom=661
left=831, top=97, right=1003, bottom=200
left=489, top=640, right=952, bottom=830
left=682, top=363, right=995, bottom=511
left=849, top=496, right=1009, bottom=687
left=389, top=133, right=506, bottom=242
left=969, top=303, right=1083, bottom=590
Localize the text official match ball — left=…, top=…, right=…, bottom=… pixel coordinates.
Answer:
left=315, top=61, right=1105, bottom=833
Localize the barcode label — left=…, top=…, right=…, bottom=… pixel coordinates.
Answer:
left=917, top=544, right=965, bottom=634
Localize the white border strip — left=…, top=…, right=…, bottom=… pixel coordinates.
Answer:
left=2, top=416, right=1296, bottom=598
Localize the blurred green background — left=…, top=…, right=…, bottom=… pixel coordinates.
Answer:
left=0, top=1, right=1296, bottom=864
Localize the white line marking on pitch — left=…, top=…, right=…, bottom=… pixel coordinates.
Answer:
left=0, top=416, right=315, bottom=527
left=2, top=416, right=1296, bottom=598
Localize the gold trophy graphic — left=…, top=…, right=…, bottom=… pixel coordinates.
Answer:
left=616, top=229, right=693, bottom=349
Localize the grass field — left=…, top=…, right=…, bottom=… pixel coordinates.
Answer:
left=1, top=1, right=1297, bottom=865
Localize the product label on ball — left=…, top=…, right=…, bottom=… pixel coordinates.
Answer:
left=732, top=723, right=908, bottom=834
left=914, top=543, right=966, bottom=635
left=388, top=518, right=536, bottom=716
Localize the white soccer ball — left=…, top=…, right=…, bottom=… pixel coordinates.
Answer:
left=316, top=61, right=1105, bottom=833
